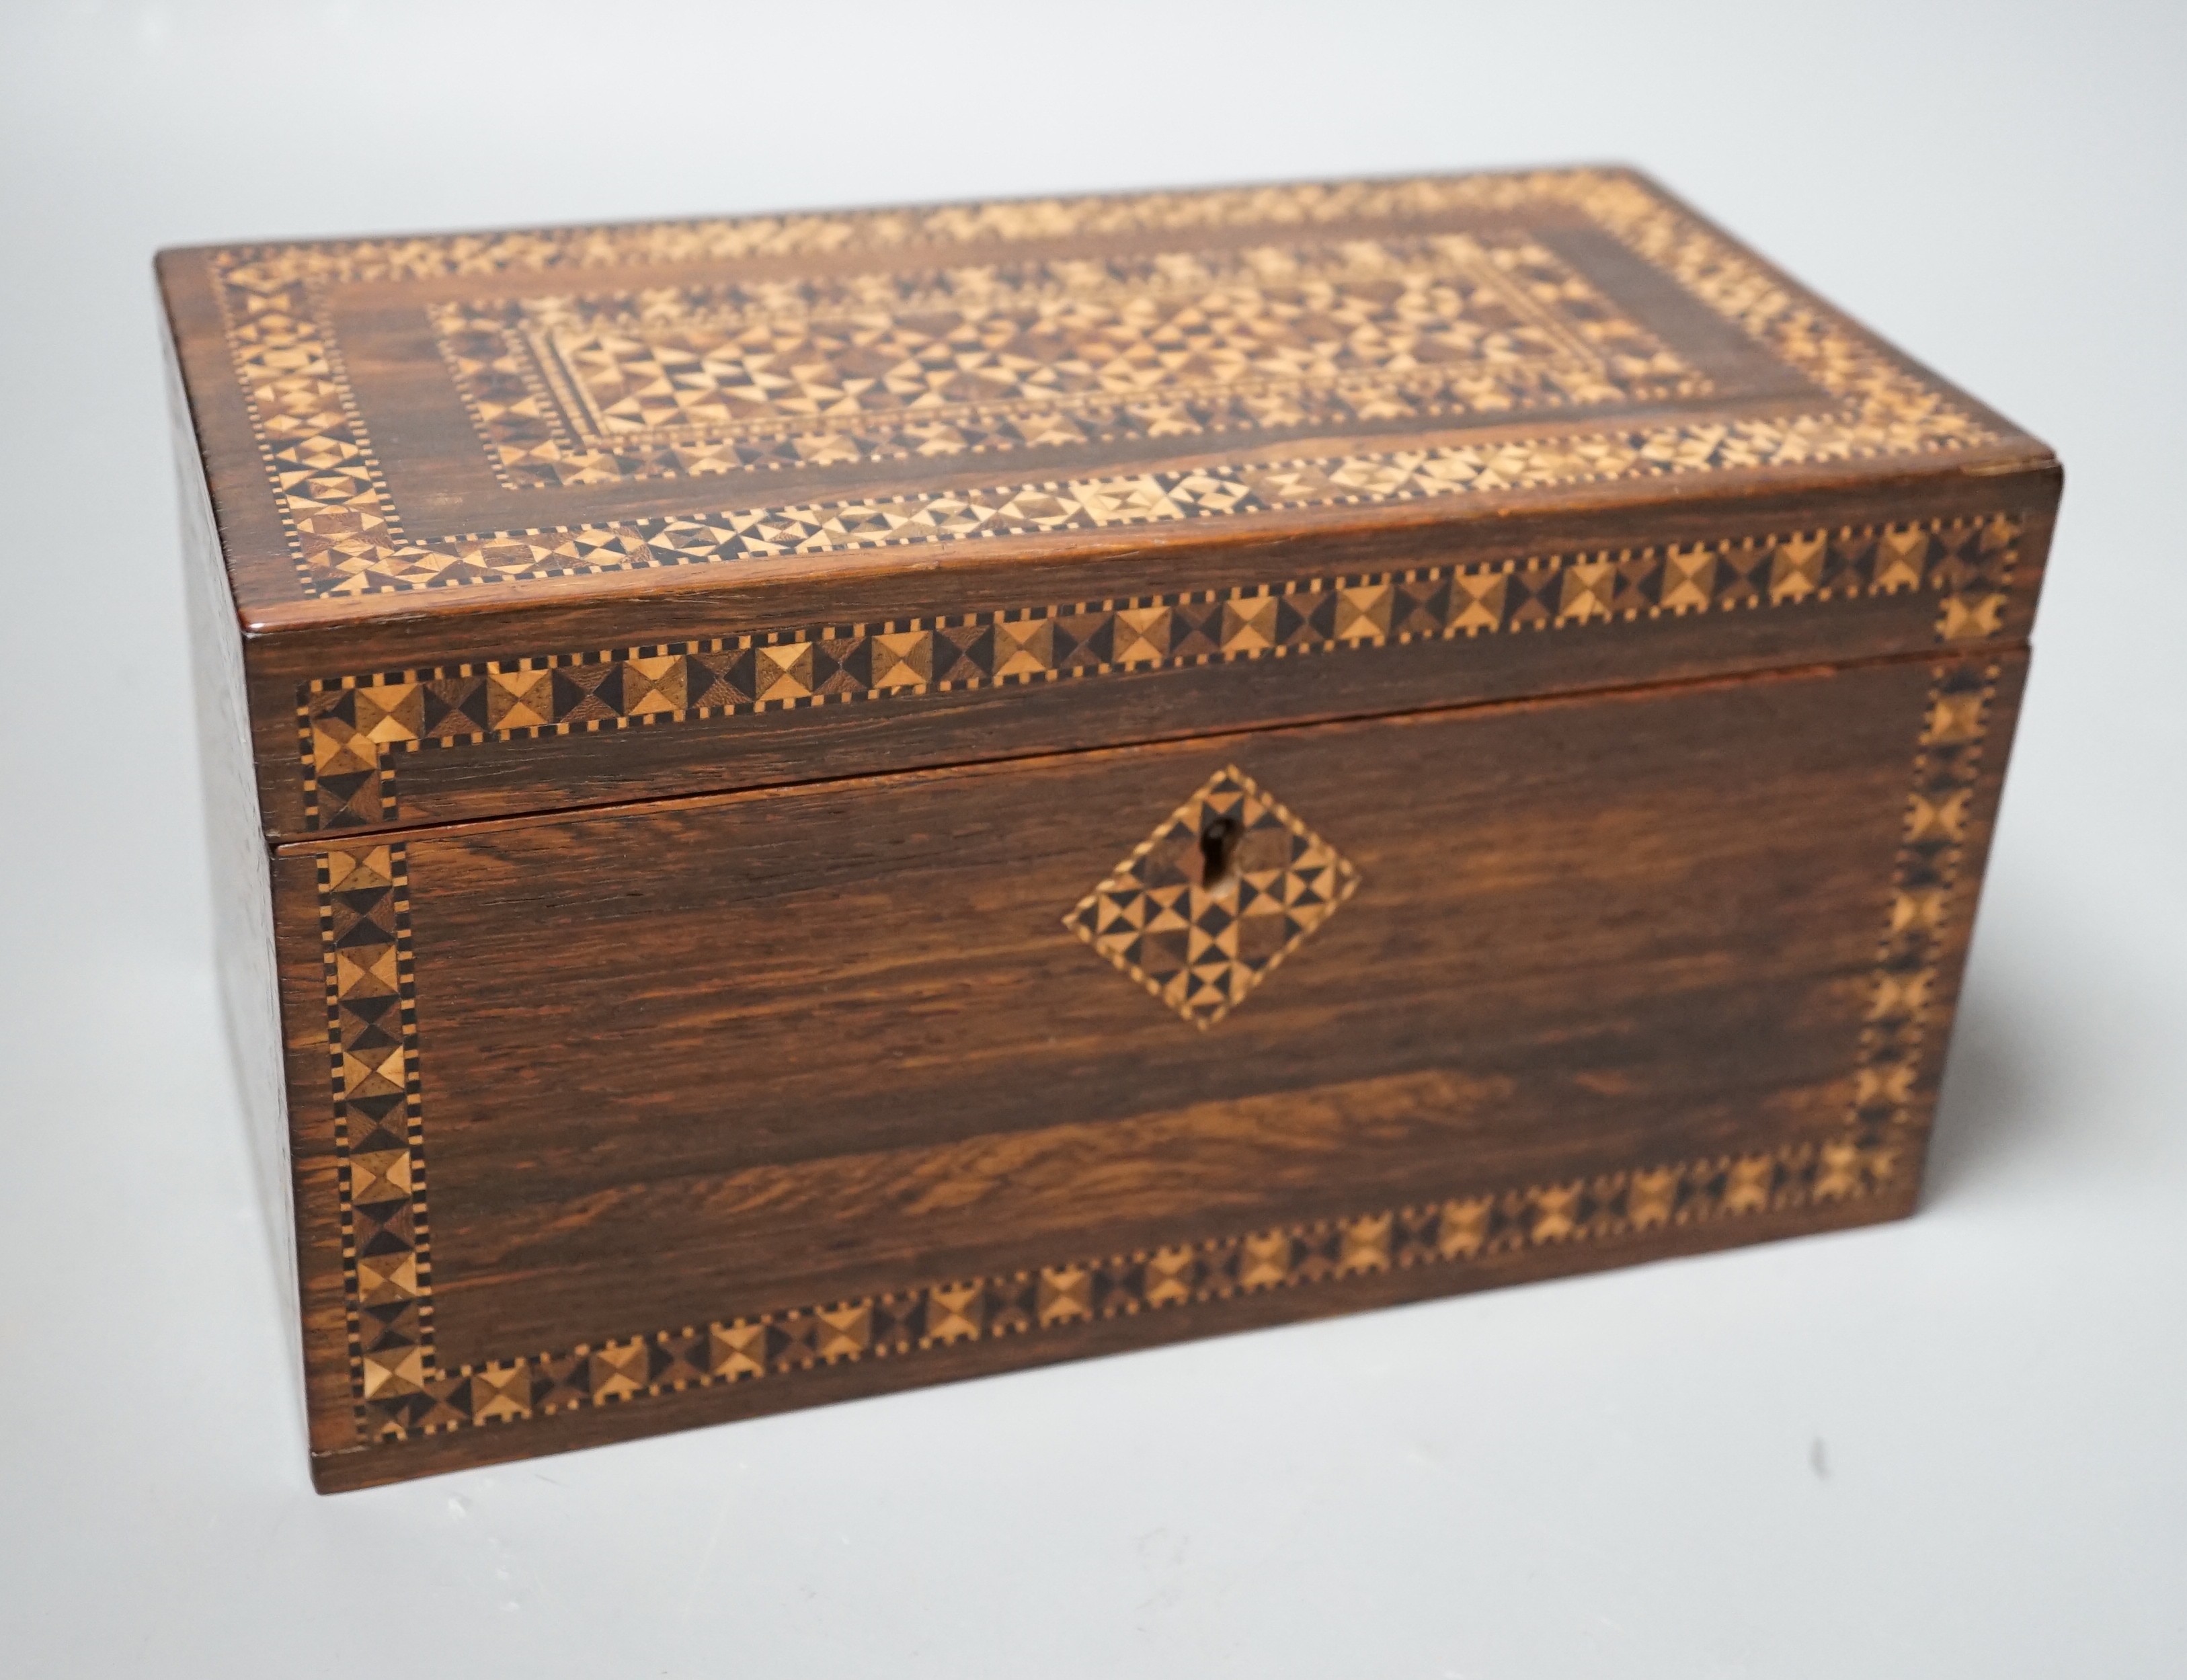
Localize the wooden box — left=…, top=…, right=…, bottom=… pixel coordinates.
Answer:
left=161, top=168, right=2058, bottom=1492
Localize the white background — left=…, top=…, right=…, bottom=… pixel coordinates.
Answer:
left=1, top=3, right=2182, bottom=1674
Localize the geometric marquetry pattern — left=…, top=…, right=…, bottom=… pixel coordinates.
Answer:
left=434, top=233, right=1705, bottom=489
left=317, top=844, right=435, bottom=1428
left=314, top=655, right=1999, bottom=1448
left=300, top=514, right=2020, bottom=828
left=211, top=169, right=1995, bottom=596
left=329, top=1142, right=1901, bottom=1443
left=1846, top=659, right=2001, bottom=1157
left=1064, top=766, right=1359, bottom=1027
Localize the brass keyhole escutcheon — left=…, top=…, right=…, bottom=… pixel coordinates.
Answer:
left=1199, top=813, right=1244, bottom=895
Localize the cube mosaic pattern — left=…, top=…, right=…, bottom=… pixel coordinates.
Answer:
left=300, top=514, right=2020, bottom=829
left=1064, top=766, right=1360, bottom=1028
left=1848, top=659, right=2000, bottom=1156
left=434, top=232, right=1705, bottom=489
left=208, top=169, right=1997, bottom=597
left=316, top=845, right=436, bottom=1417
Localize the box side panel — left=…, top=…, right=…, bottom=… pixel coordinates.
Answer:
left=170, top=312, right=306, bottom=1429
left=274, top=647, right=2022, bottom=1488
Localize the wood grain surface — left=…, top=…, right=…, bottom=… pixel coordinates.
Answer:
left=153, top=168, right=2057, bottom=842
left=165, top=169, right=2057, bottom=1490
left=270, top=648, right=2027, bottom=1487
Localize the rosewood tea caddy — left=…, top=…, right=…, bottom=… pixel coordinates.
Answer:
left=162, top=168, right=2059, bottom=1490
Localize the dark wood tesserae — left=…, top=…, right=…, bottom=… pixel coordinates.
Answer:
left=162, top=166, right=2059, bottom=1490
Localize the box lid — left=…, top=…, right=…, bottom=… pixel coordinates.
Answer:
left=160, top=167, right=2057, bottom=841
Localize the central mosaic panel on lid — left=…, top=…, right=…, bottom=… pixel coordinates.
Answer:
left=436, top=233, right=1706, bottom=487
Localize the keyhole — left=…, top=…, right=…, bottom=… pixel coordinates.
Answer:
left=1199, top=813, right=1243, bottom=893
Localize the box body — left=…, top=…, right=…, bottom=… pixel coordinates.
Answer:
left=161, top=169, right=2057, bottom=1490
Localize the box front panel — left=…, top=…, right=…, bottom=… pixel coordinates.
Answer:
left=275, top=648, right=2024, bottom=1486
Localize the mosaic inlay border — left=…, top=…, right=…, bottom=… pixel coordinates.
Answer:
left=317, top=844, right=436, bottom=1410
left=211, top=170, right=1996, bottom=598
left=316, top=651, right=2003, bottom=1449
left=1847, top=659, right=2000, bottom=1155
left=300, top=514, right=2019, bottom=830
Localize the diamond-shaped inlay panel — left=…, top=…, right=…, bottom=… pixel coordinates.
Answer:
left=1064, top=766, right=1361, bottom=1029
